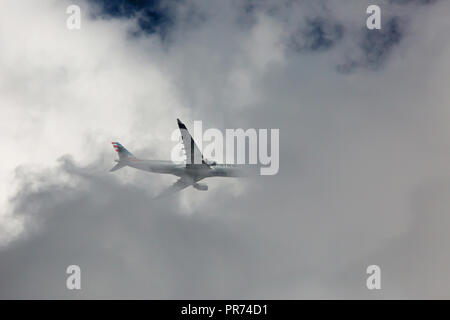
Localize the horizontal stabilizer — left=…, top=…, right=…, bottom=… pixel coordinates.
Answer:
left=110, top=162, right=126, bottom=172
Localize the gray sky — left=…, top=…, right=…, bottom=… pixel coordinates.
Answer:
left=1, top=0, right=450, bottom=298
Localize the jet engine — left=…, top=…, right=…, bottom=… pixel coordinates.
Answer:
left=193, top=183, right=208, bottom=191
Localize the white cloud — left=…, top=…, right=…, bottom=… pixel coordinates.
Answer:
left=0, top=0, right=185, bottom=245
left=2, top=0, right=450, bottom=298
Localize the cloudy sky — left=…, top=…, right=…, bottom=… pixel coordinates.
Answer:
left=1, top=0, right=450, bottom=299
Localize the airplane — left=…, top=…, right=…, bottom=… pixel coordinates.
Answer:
left=110, top=119, right=248, bottom=197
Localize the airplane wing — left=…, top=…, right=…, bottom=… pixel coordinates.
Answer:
left=177, top=119, right=209, bottom=168
left=155, top=177, right=194, bottom=198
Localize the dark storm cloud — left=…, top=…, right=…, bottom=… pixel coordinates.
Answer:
left=289, top=18, right=344, bottom=53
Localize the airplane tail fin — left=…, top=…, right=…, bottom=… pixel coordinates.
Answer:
left=111, top=142, right=136, bottom=172
left=111, top=142, right=135, bottom=160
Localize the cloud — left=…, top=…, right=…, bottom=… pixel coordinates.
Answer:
left=289, top=17, right=344, bottom=53
left=390, top=0, right=439, bottom=5
left=0, top=157, right=295, bottom=299
left=337, top=16, right=405, bottom=73
left=87, top=0, right=174, bottom=37
left=1, top=0, right=450, bottom=298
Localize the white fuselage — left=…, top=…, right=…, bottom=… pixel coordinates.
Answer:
left=125, top=158, right=246, bottom=180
